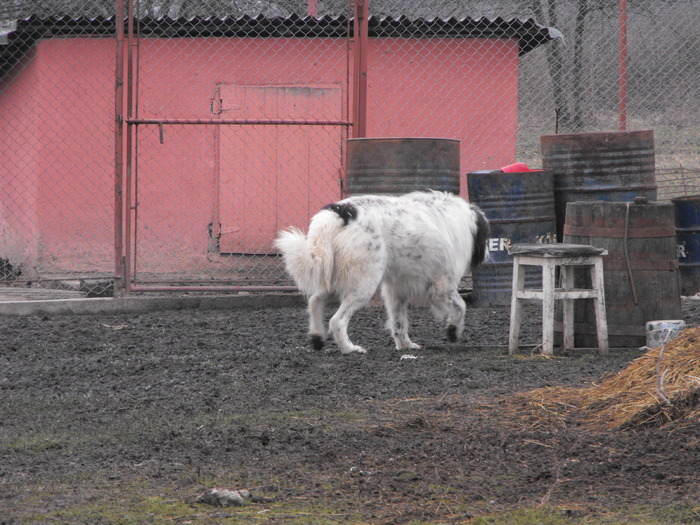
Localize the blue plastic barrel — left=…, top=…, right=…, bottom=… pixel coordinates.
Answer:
left=467, top=169, right=556, bottom=306
left=672, top=195, right=700, bottom=296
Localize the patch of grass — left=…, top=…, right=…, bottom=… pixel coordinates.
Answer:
left=7, top=469, right=700, bottom=525
left=470, top=504, right=700, bottom=525
left=581, top=504, right=700, bottom=524
left=8, top=473, right=368, bottom=524
left=39, top=496, right=198, bottom=525
left=471, top=507, right=580, bottom=524
left=4, top=433, right=74, bottom=454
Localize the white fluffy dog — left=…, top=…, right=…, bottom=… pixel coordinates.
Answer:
left=275, top=191, right=490, bottom=354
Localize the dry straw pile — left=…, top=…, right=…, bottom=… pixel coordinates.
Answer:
left=510, top=327, right=700, bottom=430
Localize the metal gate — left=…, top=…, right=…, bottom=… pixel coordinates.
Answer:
left=118, top=2, right=359, bottom=292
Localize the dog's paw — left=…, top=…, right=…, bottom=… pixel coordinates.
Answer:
left=396, top=341, right=421, bottom=351
left=447, top=325, right=459, bottom=342
left=340, top=345, right=367, bottom=355
left=310, top=334, right=325, bottom=350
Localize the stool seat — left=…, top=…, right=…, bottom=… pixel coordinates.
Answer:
left=508, top=242, right=609, bottom=356
left=508, top=243, right=607, bottom=258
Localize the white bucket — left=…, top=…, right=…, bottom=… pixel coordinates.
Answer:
left=645, top=320, right=686, bottom=349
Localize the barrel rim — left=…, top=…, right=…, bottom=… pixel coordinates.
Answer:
left=671, top=195, right=700, bottom=204
left=540, top=129, right=654, bottom=140
left=566, top=199, right=671, bottom=208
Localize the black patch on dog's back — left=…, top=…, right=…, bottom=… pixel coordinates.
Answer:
left=471, top=206, right=490, bottom=269
left=323, top=202, right=358, bottom=226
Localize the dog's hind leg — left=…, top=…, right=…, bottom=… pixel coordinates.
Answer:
left=328, top=292, right=374, bottom=354
left=308, top=292, right=330, bottom=350
left=326, top=241, right=386, bottom=354
left=383, top=285, right=421, bottom=350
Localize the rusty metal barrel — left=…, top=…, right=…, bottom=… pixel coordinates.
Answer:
left=346, top=138, right=460, bottom=195
left=467, top=169, right=556, bottom=306
left=541, top=130, right=657, bottom=241
left=672, top=195, right=700, bottom=296
left=562, top=199, right=682, bottom=348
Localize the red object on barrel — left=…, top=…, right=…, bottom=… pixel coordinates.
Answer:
left=500, top=162, right=539, bottom=173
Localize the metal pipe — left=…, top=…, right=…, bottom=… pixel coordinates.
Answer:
left=212, top=86, right=222, bottom=258
left=619, top=0, right=628, bottom=131
left=129, top=285, right=299, bottom=293
left=124, top=0, right=135, bottom=293
left=131, top=0, right=143, bottom=289
left=114, top=0, right=126, bottom=295
left=126, top=118, right=352, bottom=126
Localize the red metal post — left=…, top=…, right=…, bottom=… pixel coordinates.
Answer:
left=352, top=0, right=368, bottom=138
left=619, top=0, right=628, bottom=131
left=114, top=0, right=125, bottom=294
left=123, top=0, right=136, bottom=292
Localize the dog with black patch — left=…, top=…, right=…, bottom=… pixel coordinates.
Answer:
left=275, top=191, right=490, bottom=354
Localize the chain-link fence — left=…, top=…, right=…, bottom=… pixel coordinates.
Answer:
left=1, top=0, right=698, bottom=296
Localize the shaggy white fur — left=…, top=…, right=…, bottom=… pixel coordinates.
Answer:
left=275, top=191, right=490, bottom=354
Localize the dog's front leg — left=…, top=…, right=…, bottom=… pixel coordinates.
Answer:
left=445, top=289, right=466, bottom=343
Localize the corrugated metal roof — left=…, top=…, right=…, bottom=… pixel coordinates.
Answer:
left=1, top=13, right=561, bottom=60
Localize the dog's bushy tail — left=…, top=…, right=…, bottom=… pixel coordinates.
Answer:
left=471, top=205, right=491, bottom=269
left=275, top=211, right=339, bottom=295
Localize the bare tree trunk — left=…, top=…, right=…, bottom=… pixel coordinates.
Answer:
left=570, top=0, right=589, bottom=130
left=532, top=0, right=571, bottom=130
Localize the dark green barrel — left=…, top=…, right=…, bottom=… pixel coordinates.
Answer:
left=346, top=138, right=460, bottom=195
left=541, top=130, right=657, bottom=241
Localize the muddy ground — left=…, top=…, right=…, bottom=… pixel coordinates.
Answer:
left=1, top=297, right=700, bottom=523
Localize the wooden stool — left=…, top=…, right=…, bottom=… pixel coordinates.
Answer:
left=508, top=243, right=609, bottom=356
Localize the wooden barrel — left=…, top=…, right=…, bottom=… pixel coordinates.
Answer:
left=541, top=130, right=657, bottom=241
left=467, top=169, right=556, bottom=306
left=672, top=195, right=700, bottom=296
left=346, top=138, right=460, bottom=195
left=562, top=200, right=682, bottom=348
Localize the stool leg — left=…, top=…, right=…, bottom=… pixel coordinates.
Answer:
left=561, top=265, right=575, bottom=350
left=542, top=259, right=556, bottom=356
left=592, top=257, right=609, bottom=355
left=508, top=258, right=525, bottom=355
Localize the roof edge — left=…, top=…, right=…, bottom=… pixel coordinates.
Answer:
left=3, top=14, right=561, bottom=55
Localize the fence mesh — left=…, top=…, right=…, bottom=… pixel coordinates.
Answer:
left=1, top=0, right=698, bottom=295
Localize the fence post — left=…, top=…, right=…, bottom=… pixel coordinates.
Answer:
left=352, top=0, right=368, bottom=138
left=114, top=0, right=126, bottom=295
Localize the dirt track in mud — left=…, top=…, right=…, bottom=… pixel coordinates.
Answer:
left=2, top=298, right=700, bottom=523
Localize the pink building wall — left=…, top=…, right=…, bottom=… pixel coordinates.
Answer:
left=367, top=37, right=519, bottom=179
left=0, top=39, right=114, bottom=273
left=0, top=35, right=520, bottom=274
